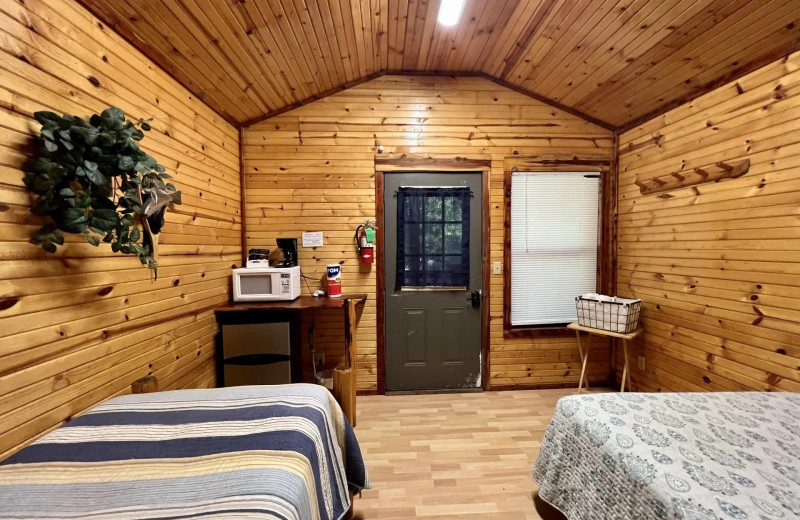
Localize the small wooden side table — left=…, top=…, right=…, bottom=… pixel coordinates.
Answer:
left=567, top=322, right=643, bottom=393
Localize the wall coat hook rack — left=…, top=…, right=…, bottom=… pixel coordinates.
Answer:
left=634, top=158, right=750, bottom=196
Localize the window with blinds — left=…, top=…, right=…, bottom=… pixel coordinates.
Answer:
left=510, top=172, right=600, bottom=326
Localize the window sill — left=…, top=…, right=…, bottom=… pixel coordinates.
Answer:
left=502, top=325, right=574, bottom=339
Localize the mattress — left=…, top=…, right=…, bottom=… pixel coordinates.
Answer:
left=532, top=392, right=800, bottom=520
left=0, top=384, right=369, bottom=520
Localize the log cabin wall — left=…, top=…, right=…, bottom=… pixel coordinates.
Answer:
left=0, top=1, right=241, bottom=457
left=617, top=51, right=800, bottom=392
left=242, top=74, right=615, bottom=392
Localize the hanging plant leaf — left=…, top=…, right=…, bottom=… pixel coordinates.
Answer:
left=34, top=111, right=61, bottom=125
left=30, top=198, right=53, bottom=216
left=97, top=132, right=115, bottom=146
left=71, top=125, right=99, bottom=145
left=32, top=222, right=57, bottom=243
left=31, top=175, right=55, bottom=193
left=118, top=156, right=135, bottom=170
left=89, top=208, right=118, bottom=231
left=138, top=117, right=153, bottom=132
left=55, top=207, right=88, bottom=234
left=100, top=107, right=124, bottom=129
left=74, top=190, right=92, bottom=208
left=85, top=167, right=107, bottom=186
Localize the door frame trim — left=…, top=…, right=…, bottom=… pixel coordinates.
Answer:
left=375, top=157, right=492, bottom=394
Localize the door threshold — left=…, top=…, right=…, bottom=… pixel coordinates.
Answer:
left=386, top=388, right=483, bottom=396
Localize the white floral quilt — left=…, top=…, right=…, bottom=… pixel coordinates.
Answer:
left=532, top=392, right=800, bottom=520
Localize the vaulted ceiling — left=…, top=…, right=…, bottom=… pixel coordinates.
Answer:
left=79, top=0, right=800, bottom=128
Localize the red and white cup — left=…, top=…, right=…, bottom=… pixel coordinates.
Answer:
left=326, top=264, right=342, bottom=297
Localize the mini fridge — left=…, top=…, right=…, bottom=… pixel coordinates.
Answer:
left=221, top=322, right=292, bottom=386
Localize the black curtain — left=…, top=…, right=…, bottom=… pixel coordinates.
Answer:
left=396, top=187, right=470, bottom=287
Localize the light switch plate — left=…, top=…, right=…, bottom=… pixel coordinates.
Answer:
left=638, top=355, right=646, bottom=371
left=493, top=261, right=502, bottom=275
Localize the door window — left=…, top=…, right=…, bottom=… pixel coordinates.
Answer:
left=396, top=187, right=470, bottom=287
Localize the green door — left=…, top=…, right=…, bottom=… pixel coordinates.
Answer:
left=384, top=172, right=483, bottom=391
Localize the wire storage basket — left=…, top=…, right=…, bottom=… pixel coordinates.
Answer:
left=576, top=294, right=642, bottom=334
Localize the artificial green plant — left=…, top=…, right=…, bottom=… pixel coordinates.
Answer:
left=23, top=107, right=175, bottom=274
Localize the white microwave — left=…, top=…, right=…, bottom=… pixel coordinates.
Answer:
left=232, top=266, right=301, bottom=302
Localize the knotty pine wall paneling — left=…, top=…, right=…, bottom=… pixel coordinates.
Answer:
left=0, top=0, right=241, bottom=458
left=617, top=51, right=800, bottom=392
left=243, top=75, right=615, bottom=392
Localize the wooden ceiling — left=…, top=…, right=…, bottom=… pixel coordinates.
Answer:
left=79, top=0, right=800, bottom=128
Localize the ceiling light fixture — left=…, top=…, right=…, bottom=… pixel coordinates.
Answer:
left=437, top=0, right=465, bottom=26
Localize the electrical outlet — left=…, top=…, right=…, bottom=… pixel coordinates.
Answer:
left=314, top=352, right=325, bottom=367
left=638, top=355, right=646, bottom=371
left=493, top=261, right=502, bottom=275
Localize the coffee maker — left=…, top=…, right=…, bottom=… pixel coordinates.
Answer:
left=274, top=238, right=298, bottom=267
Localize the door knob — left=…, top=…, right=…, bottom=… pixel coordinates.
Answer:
left=469, top=290, right=481, bottom=307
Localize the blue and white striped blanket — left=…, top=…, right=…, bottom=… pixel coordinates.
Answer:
left=0, top=384, right=369, bottom=520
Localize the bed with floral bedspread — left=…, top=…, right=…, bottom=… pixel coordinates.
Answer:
left=532, top=392, right=800, bottom=520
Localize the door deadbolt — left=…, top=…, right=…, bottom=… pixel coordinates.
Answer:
left=469, top=290, right=481, bottom=307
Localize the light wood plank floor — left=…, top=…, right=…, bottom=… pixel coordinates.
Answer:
left=352, top=389, right=582, bottom=519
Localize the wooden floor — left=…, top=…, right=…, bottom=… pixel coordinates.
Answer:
left=352, top=389, right=581, bottom=519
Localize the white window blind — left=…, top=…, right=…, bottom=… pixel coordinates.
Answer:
left=510, top=172, right=600, bottom=326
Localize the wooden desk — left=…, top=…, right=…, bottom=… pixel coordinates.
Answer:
left=216, top=294, right=367, bottom=314
left=215, top=294, right=367, bottom=425
left=567, top=322, right=642, bottom=394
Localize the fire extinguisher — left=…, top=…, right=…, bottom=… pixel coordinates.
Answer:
left=355, top=220, right=377, bottom=264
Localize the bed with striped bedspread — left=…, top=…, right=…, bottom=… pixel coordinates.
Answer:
left=0, top=384, right=369, bottom=520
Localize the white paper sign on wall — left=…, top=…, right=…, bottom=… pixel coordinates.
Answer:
left=302, top=232, right=324, bottom=247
